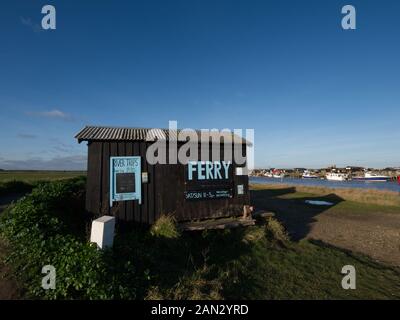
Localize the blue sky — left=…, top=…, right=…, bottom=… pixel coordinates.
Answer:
left=0, top=0, right=399, bottom=169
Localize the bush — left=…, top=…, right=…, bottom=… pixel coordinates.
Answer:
left=150, top=214, right=180, bottom=239
left=0, top=177, right=119, bottom=299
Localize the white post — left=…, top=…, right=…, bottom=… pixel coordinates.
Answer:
left=90, top=216, right=116, bottom=249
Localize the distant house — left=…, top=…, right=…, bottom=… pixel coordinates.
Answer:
left=345, top=166, right=364, bottom=172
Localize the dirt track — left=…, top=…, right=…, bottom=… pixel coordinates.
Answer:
left=0, top=194, right=25, bottom=300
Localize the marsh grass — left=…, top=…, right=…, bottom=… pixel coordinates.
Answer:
left=0, top=171, right=86, bottom=196
left=0, top=171, right=85, bottom=183
left=251, top=183, right=400, bottom=207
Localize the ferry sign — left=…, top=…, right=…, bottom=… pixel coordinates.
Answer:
left=186, top=161, right=232, bottom=182
left=110, top=156, right=141, bottom=206
left=184, top=161, right=233, bottom=201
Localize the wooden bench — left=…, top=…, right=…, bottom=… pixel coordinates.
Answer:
left=180, top=216, right=256, bottom=231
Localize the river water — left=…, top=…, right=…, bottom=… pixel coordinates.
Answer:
left=250, top=176, right=400, bottom=193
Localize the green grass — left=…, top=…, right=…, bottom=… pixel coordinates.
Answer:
left=0, top=171, right=86, bottom=196
left=112, top=222, right=400, bottom=300
left=231, top=234, right=400, bottom=299
left=0, top=171, right=86, bottom=183
left=1, top=178, right=399, bottom=299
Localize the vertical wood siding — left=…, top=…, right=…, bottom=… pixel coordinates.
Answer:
left=86, top=141, right=250, bottom=223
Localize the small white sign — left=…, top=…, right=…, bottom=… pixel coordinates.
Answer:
left=237, top=184, right=244, bottom=195
left=142, top=172, right=148, bottom=183
left=236, top=167, right=248, bottom=175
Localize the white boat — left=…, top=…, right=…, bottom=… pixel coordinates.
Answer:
left=302, top=170, right=319, bottom=179
left=326, top=172, right=349, bottom=181
left=273, top=174, right=284, bottom=179
left=352, top=172, right=391, bottom=182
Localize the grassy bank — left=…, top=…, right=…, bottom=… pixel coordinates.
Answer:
left=251, top=183, right=400, bottom=207
left=1, top=178, right=400, bottom=299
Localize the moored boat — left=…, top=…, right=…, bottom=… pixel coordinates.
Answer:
left=271, top=169, right=285, bottom=178
left=352, top=172, right=391, bottom=182
left=326, top=172, right=349, bottom=181
left=302, top=170, right=319, bottom=179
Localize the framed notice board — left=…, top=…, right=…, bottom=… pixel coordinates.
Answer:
left=110, top=156, right=141, bottom=206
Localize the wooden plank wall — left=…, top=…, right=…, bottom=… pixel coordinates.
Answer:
left=87, top=141, right=155, bottom=223
left=85, top=140, right=250, bottom=223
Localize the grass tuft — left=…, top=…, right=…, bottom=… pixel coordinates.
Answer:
left=265, top=218, right=289, bottom=243
left=145, top=267, right=223, bottom=300
left=150, top=214, right=180, bottom=239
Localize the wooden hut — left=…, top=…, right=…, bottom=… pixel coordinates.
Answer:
left=75, top=126, right=251, bottom=224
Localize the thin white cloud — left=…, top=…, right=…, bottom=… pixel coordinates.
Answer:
left=25, top=109, right=74, bottom=121
left=42, top=110, right=70, bottom=118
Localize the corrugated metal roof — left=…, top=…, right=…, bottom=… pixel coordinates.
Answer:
left=75, top=126, right=251, bottom=145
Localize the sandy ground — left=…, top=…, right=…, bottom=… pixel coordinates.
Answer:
left=307, top=209, right=400, bottom=266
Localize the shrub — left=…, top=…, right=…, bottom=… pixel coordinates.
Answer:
left=150, top=214, right=180, bottom=239
left=0, top=177, right=119, bottom=299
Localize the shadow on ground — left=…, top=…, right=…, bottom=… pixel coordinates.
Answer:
left=113, top=224, right=259, bottom=299
left=0, top=193, right=26, bottom=215
left=251, top=187, right=344, bottom=240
